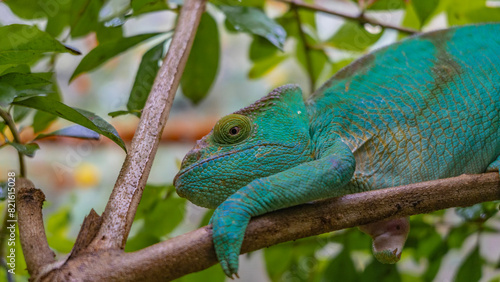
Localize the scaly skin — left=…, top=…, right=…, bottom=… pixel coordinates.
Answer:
left=174, top=24, right=500, bottom=277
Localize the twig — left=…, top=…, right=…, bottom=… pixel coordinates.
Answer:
left=0, top=108, right=26, bottom=177
left=39, top=173, right=499, bottom=281
left=291, top=3, right=315, bottom=93
left=87, top=0, right=207, bottom=251
left=274, top=0, right=418, bottom=35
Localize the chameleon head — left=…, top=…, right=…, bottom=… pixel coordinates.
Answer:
left=174, top=84, right=314, bottom=209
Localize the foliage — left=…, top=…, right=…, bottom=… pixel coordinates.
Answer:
left=0, top=0, right=499, bottom=281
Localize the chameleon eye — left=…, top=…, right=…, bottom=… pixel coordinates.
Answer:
left=213, top=114, right=252, bottom=145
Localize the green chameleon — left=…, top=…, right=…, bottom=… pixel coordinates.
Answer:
left=174, top=23, right=500, bottom=277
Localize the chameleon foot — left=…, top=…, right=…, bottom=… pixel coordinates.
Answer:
left=359, top=217, right=410, bottom=264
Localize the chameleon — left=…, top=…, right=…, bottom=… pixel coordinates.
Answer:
left=173, top=23, right=500, bottom=277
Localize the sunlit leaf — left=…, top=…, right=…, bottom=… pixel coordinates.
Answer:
left=181, top=13, right=219, bottom=104
left=70, top=32, right=161, bottom=81
left=326, top=21, right=383, bottom=52
left=219, top=5, right=286, bottom=50
left=13, top=96, right=127, bottom=151
left=248, top=55, right=287, bottom=79
left=46, top=206, right=75, bottom=253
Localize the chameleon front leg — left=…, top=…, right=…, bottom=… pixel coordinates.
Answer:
left=486, top=155, right=500, bottom=174
left=210, top=140, right=356, bottom=277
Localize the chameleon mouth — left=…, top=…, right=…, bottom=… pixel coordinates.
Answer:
left=174, top=143, right=296, bottom=180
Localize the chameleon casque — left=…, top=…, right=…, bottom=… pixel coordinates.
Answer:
left=174, top=23, right=500, bottom=277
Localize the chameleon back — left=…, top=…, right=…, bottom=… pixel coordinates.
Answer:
left=308, top=23, right=500, bottom=192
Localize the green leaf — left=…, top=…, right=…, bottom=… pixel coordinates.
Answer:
left=0, top=73, right=54, bottom=105
left=321, top=246, right=359, bottom=282
left=0, top=64, right=30, bottom=75
left=455, top=202, right=499, bottom=223
left=365, top=0, right=405, bottom=10
left=13, top=105, right=32, bottom=123
left=32, top=80, right=61, bottom=133
left=70, top=0, right=104, bottom=38
left=218, top=5, right=287, bottom=50
left=401, top=2, right=422, bottom=32
left=445, top=0, right=488, bottom=26
left=249, top=35, right=279, bottom=62
left=296, top=38, right=329, bottom=88
left=0, top=25, right=78, bottom=66
left=360, top=261, right=401, bottom=282
left=35, top=125, right=100, bottom=140
left=176, top=264, right=226, bottom=282
left=198, top=209, right=214, bottom=228
left=210, top=0, right=264, bottom=6
left=327, top=21, right=383, bottom=52
left=454, top=246, right=482, bottom=282
left=46, top=206, right=75, bottom=253
left=70, top=32, right=161, bottom=81
left=411, top=0, right=439, bottom=26
left=181, top=13, right=220, bottom=104
left=132, top=0, right=169, bottom=15
left=145, top=196, right=186, bottom=237
left=7, top=142, right=40, bottom=157
left=264, top=243, right=294, bottom=281
left=248, top=55, right=287, bottom=79
left=127, top=40, right=166, bottom=114
left=12, top=96, right=127, bottom=151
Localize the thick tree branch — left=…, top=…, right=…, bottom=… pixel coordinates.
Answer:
left=88, top=0, right=207, bottom=251
left=43, top=173, right=499, bottom=281
left=275, top=0, right=418, bottom=35
left=16, top=178, right=55, bottom=276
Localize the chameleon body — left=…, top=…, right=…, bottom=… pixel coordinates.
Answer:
left=174, top=24, right=500, bottom=277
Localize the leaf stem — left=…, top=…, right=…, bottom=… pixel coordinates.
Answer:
left=275, top=0, right=419, bottom=35
left=291, top=3, right=315, bottom=94
left=0, top=108, right=26, bottom=177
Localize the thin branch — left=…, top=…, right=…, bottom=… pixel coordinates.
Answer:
left=275, top=0, right=419, bottom=35
left=0, top=108, right=26, bottom=177
left=39, top=173, right=499, bottom=281
left=88, top=0, right=207, bottom=251
left=16, top=178, right=55, bottom=276
left=292, top=3, right=316, bottom=93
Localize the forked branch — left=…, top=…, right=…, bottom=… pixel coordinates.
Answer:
left=23, top=173, right=499, bottom=281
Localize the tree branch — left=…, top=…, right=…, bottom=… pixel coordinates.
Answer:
left=88, top=0, right=207, bottom=251
left=16, top=178, right=55, bottom=276
left=274, top=0, right=418, bottom=35
left=0, top=108, right=26, bottom=177
left=40, top=173, right=499, bottom=281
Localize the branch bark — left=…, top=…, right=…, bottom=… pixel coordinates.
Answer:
left=275, top=0, right=419, bottom=35
left=88, top=0, right=207, bottom=251
left=16, top=178, right=55, bottom=277
left=30, top=173, right=499, bottom=281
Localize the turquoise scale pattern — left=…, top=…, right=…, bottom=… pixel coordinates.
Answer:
left=309, top=23, right=500, bottom=191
